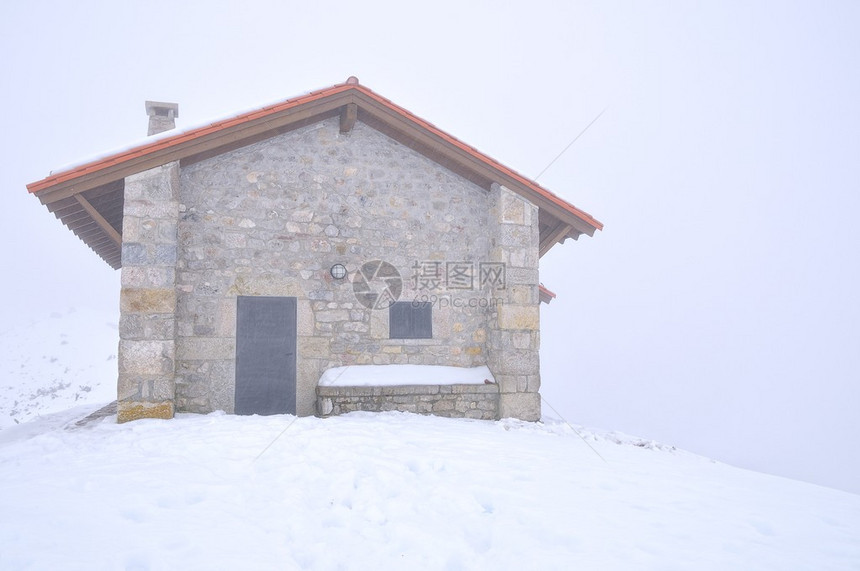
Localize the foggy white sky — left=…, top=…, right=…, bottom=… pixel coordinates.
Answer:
left=2, top=1, right=858, bottom=493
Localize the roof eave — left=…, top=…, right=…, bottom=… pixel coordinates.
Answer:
left=27, top=79, right=602, bottom=266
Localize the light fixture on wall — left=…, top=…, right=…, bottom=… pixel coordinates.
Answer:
left=330, top=263, right=347, bottom=280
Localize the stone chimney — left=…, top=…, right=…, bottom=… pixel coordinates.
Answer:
left=145, top=101, right=179, bottom=136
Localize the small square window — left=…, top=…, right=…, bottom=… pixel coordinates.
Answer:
left=389, top=301, right=432, bottom=339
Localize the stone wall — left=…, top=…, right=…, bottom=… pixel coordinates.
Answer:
left=174, top=118, right=498, bottom=416
left=117, top=162, right=180, bottom=422
left=316, top=384, right=499, bottom=420
left=115, top=117, right=546, bottom=422
left=487, top=184, right=542, bottom=420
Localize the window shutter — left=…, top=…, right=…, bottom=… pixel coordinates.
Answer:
left=389, top=301, right=432, bottom=339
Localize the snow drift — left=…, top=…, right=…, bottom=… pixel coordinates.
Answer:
left=0, top=308, right=117, bottom=429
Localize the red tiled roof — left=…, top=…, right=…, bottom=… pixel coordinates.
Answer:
left=27, top=79, right=602, bottom=232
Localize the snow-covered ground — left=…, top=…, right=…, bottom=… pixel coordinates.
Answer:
left=1, top=307, right=859, bottom=569
left=0, top=307, right=117, bottom=429
left=1, top=410, right=859, bottom=569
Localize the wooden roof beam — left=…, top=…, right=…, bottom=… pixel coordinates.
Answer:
left=539, top=222, right=573, bottom=257
left=75, top=194, right=121, bottom=248
left=340, top=103, right=357, bottom=133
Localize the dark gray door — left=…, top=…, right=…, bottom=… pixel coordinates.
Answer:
left=235, top=296, right=297, bottom=415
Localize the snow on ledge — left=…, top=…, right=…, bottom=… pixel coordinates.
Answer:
left=318, top=364, right=495, bottom=387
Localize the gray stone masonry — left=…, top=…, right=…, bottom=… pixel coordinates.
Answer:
left=175, top=118, right=498, bottom=416
left=116, top=116, right=545, bottom=422
left=317, top=383, right=500, bottom=421
left=487, top=183, right=542, bottom=420
left=117, top=162, right=180, bottom=422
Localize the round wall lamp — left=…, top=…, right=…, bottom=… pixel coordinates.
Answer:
left=330, top=263, right=347, bottom=280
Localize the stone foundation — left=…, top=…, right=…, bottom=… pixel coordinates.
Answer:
left=317, top=384, right=500, bottom=420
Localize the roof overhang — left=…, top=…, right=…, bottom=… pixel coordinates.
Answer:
left=539, top=284, right=557, bottom=305
left=27, top=79, right=603, bottom=270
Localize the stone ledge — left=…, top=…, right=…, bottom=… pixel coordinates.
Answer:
left=316, top=383, right=500, bottom=420
left=317, top=383, right=499, bottom=397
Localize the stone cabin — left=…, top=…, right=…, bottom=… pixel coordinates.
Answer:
left=27, top=77, right=602, bottom=423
